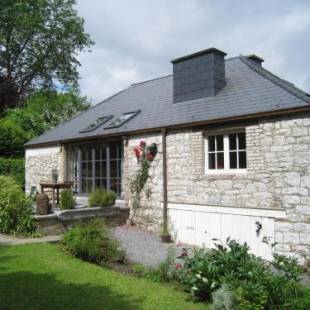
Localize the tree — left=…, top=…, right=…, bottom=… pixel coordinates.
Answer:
left=0, top=0, right=93, bottom=113
left=1, top=90, right=90, bottom=157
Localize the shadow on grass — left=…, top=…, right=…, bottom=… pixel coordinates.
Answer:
left=0, top=270, right=141, bottom=310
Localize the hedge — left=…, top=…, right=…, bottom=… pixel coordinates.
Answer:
left=0, top=157, right=25, bottom=186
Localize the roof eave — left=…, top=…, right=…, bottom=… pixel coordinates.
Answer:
left=25, top=105, right=310, bottom=149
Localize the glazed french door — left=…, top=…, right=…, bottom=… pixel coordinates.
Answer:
left=68, top=142, right=122, bottom=196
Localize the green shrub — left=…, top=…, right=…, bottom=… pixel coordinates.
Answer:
left=61, top=219, right=125, bottom=264
left=132, top=263, right=148, bottom=277
left=0, top=157, right=25, bottom=186
left=88, top=188, right=117, bottom=208
left=0, top=119, right=29, bottom=157
left=176, top=238, right=308, bottom=308
left=60, top=189, right=75, bottom=210
left=0, top=175, right=37, bottom=235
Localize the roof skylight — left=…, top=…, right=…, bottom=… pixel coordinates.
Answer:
left=79, top=115, right=113, bottom=133
left=105, top=110, right=140, bottom=129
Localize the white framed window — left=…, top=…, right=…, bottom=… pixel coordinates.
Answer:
left=205, top=131, right=247, bottom=172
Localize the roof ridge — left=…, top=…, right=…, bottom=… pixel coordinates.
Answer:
left=239, top=56, right=310, bottom=104
left=131, top=74, right=172, bottom=86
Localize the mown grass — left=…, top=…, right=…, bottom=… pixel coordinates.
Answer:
left=0, top=243, right=206, bottom=310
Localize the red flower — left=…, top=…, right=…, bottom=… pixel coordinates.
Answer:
left=147, top=152, right=154, bottom=161
left=175, top=263, right=183, bottom=270
left=134, top=146, right=141, bottom=158
left=139, top=140, right=146, bottom=147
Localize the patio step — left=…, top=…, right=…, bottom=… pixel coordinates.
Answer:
left=75, top=196, right=88, bottom=206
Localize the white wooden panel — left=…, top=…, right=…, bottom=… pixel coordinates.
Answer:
left=169, top=206, right=276, bottom=260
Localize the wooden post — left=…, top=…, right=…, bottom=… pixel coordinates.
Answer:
left=161, top=128, right=171, bottom=242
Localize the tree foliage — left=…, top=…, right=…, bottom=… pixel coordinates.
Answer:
left=0, top=0, right=93, bottom=113
left=0, top=90, right=90, bottom=157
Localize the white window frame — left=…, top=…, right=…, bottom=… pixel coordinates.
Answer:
left=204, top=131, right=247, bottom=174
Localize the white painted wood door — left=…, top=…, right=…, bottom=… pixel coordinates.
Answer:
left=169, top=206, right=277, bottom=260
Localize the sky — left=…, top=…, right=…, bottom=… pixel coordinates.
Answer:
left=76, top=0, right=310, bottom=104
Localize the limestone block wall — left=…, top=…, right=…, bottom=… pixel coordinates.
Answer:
left=124, top=114, right=310, bottom=262
left=25, top=146, right=66, bottom=194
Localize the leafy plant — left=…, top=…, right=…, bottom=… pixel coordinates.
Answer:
left=130, top=140, right=158, bottom=210
left=60, top=189, right=75, bottom=210
left=175, top=238, right=308, bottom=308
left=0, top=175, right=37, bottom=235
left=0, top=157, right=25, bottom=186
left=88, top=188, right=117, bottom=208
left=61, top=219, right=125, bottom=264
left=132, top=263, right=148, bottom=277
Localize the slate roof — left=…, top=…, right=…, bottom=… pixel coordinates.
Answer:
left=26, top=55, right=310, bottom=147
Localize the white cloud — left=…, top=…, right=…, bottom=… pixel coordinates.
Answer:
left=76, top=0, right=310, bottom=103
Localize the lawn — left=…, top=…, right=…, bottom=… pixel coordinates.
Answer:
left=0, top=243, right=206, bottom=310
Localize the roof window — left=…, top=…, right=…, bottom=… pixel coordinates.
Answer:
left=79, top=115, right=113, bottom=133
left=105, top=110, right=140, bottom=129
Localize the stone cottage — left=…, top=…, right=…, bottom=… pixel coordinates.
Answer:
left=25, top=48, right=310, bottom=263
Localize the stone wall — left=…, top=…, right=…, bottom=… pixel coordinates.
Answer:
left=25, top=146, right=66, bottom=194
left=123, top=133, right=163, bottom=231
left=124, top=114, right=310, bottom=263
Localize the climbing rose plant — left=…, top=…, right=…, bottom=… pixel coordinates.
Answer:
left=130, top=140, right=158, bottom=210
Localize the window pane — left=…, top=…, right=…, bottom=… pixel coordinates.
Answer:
left=117, top=160, right=122, bottom=178
left=102, top=179, right=107, bottom=190
left=82, top=179, right=87, bottom=193
left=229, top=151, right=237, bottom=169
left=82, top=162, right=87, bottom=177
left=110, top=161, right=117, bottom=177
left=229, top=134, right=237, bottom=150
left=208, top=136, right=215, bottom=152
left=95, top=162, right=101, bottom=178
left=217, top=152, right=224, bottom=169
left=95, top=148, right=101, bottom=160
left=95, top=178, right=101, bottom=189
left=238, top=133, right=246, bottom=150
left=110, top=146, right=117, bottom=159
left=101, top=147, right=107, bottom=160
left=101, top=162, right=107, bottom=178
left=110, top=179, right=118, bottom=193
left=239, top=151, right=247, bottom=169
left=216, top=135, right=223, bottom=151
left=208, top=153, right=215, bottom=169
left=87, top=162, right=92, bottom=177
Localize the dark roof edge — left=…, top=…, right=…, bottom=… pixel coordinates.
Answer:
left=240, top=56, right=310, bottom=104
left=171, top=47, right=227, bottom=64
left=25, top=105, right=310, bottom=149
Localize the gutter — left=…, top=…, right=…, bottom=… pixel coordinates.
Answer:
left=161, top=128, right=171, bottom=242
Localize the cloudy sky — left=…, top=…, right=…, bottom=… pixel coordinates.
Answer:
left=76, top=0, right=310, bottom=104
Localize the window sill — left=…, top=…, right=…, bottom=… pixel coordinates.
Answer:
left=200, top=170, right=248, bottom=181
left=204, top=169, right=247, bottom=176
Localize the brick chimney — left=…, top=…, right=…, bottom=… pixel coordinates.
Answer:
left=171, top=47, right=227, bottom=103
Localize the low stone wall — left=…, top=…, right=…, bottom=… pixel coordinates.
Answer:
left=35, top=206, right=130, bottom=235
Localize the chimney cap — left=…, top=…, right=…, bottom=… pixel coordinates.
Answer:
left=171, top=47, right=227, bottom=64
left=246, top=54, right=265, bottom=65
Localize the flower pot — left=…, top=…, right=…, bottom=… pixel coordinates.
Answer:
left=161, top=233, right=172, bottom=243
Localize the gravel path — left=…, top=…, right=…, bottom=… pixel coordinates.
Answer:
left=111, top=225, right=177, bottom=268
